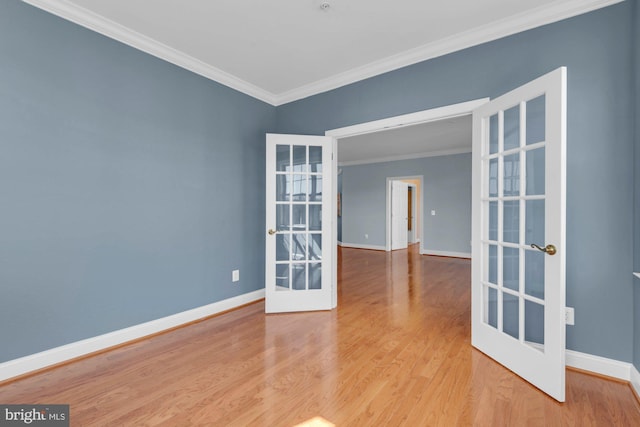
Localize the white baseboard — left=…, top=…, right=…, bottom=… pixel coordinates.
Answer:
left=631, top=365, right=640, bottom=397
left=340, top=242, right=386, bottom=251
left=420, top=249, right=471, bottom=259
left=565, top=349, right=632, bottom=382
left=0, top=289, right=265, bottom=383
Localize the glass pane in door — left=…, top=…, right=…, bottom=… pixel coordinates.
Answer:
left=504, top=105, right=520, bottom=151
left=526, top=95, right=546, bottom=145
left=525, top=300, right=545, bottom=350
left=503, top=292, right=519, bottom=339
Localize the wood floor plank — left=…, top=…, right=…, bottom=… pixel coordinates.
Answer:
left=1, top=245, right=639, bottom=426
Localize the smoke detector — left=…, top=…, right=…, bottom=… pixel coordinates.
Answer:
left=320, top=2, right=330, bottom=11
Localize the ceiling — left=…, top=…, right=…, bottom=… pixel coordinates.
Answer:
left=24, top=0, right=619, bottom=105
left=338, top=115, right=472, bottom=166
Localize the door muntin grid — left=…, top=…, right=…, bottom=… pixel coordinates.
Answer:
left=275, top=144, right=323, bottom=292
left=481, top=95, right=546, bottom=352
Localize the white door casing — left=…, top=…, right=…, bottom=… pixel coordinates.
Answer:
left=471, top=67, right=567, bottom=401
left=265, top=134, right=335, bottom=313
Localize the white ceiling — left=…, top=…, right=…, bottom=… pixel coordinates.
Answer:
left=24, top=0, right=620, bottom=105
left=338, top=115, right=472, bottom=166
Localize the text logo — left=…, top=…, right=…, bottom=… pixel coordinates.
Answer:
left=0, top=405, right=69, bottom=426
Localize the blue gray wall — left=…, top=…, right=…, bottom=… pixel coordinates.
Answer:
left=633, top=0, right=640, bottom=370
left=341, top=154, right=471, bottom=254
left=0, top=1, right=275, bottom=362
left=278, top=3, right=636, bottom=362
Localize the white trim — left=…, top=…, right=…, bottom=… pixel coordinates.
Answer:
left=420, top=249, right=472, bottom=259
left=633, top=272, right=640, bottom=280
left=327, top=99, right=488, bottom=139
left=339, top=242, right=386, bottom=251
left=339, top=147, right=471, bottom=167
left=0, top=289, right=265, bottom=383
left=332, top=137, right=339, bottom=309
left=275, top=0, right=623, bottom=105
left=565, top=349, right=632, bottom=382
left=631, top=365, right=640, bottom=398
left=21, top=0, right=277, bottom=105
left=23, top=1, right=621, bottom=106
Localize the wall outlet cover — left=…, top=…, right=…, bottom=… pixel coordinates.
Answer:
left=565, top=307, right=575, bottom=325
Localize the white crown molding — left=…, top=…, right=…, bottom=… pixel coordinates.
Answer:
left=274, top=0, right=623, bottom=105
left=0, top=289, right=265, bottom=383
left=339, top=147, right=471, bottom=167
left=23, top=0, right=622, bottom=106
left=21, top=0, right=278, bottom=105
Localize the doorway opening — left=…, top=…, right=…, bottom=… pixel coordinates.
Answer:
left=326, top=98, right=488, bottom=261
left=386, top=176, right=423, bottom=252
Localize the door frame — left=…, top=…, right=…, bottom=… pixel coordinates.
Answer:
left=386, top=176, right=422, bottom=252
left=325, top=98, right=489, bottom=262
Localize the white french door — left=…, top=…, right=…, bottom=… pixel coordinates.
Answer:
left=265, top=134, right=334, bottom=313
left=471, top=68, right=567, bottom=401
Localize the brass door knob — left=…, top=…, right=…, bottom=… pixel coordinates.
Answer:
left=268, top=229, right=276, bottom=235
left=531, top=243, right=557, bottom=256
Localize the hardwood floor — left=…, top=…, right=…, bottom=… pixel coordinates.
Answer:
left=1, top=245, right=639, bottom=426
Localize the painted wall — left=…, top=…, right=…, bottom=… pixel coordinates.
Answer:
left=0, top=1, right=275, bottom=362
left=633, top=0, right=640, bottom=370
left=278, top=3, right=636, bottom=362
left=341, top=154, right=470, bottom=254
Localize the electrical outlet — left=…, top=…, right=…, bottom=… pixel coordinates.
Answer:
left=565, top=307, right=575, bottom=325
left=365, top=234, right=369, bottom=239
left=431, top=210, right=436, bottom=216
left=232, top=270, right=240, bottom=282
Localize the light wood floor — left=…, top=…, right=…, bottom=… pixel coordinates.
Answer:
left=1, top=245, right=639, bottom=426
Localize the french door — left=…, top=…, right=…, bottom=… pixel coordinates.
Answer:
left=471, top=68, right=567, bottom=401
left=265, top=134, right=334, bottom=313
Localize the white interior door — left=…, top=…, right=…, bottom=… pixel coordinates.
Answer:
left=265, top=133, right=334, bottom=313
left=391, top=181, right=409, bottom=250
left=471, top=67, right=567, bottom=401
